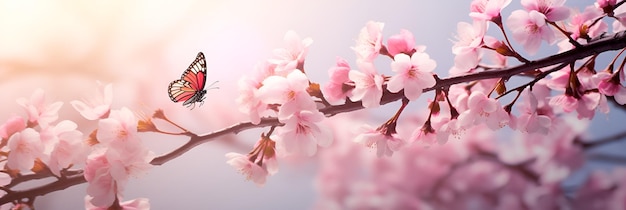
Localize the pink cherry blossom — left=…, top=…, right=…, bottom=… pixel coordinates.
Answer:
left=595, top=0, right=617, bottom=9
left=354, top=125, right=405, bottom=157
left=348, top=61, right=384, bottom=108
left=97, top=107, right=141, bottom=152
left=0, top=115, right=25, bottom=140
left=469, top=0, right=512, bottom=22
left=521, top=0, right=570, bottom=22
left=16, top=89, right=63, bottom=128
left=237, top=61, right=276, bottom=124
left=321, top=57, right=353, bottom=105
left=71, top=82, right=113, bottom=120
left=268, top=30, right=313, bottom=74
left=513, top=90, right=552, bottom=134
left=353, top=21, right=384, bottom=62
left=457, top=91, right=509, bottom=130
left=257, top=70, right=316, bottom=120
left=452, top=21, right=486, bottom=71
left=548, top=94, right=578, bottom=112
left=386, top=29, right=421, bottom=56
left=38, top=120, right=88, bottom=176
left=225, top=152, right=270, bottom=186
left=507, top=10, right=556, bottom=55
left=593, top=71, right=626, bottom=104
left=48, top=128, right=87, bottom=177
left=106, top=147, right=154, bottom=183
left=387, top=52, right=437, bottom=100
left=275, top=109, right=332, bottom=156
left=84, top=149, right=118, bottom=208
left=7, top=128, right=44, bottom=172
left=567, top=6, right=607, bottom=41
left=86, top=196, right=150, bottom=210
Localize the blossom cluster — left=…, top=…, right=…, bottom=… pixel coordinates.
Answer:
left=0, top=83, right=152, bottom=209
left=231, top=0, right=626, bottom=209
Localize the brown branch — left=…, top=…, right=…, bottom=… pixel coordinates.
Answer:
left=3, top=31, right=626, bottom=206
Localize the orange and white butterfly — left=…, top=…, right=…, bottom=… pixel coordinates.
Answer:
left=168, top=52, right=217, bottom=108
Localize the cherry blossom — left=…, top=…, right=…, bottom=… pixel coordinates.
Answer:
left=593, top=71, right=626, bottom=104
left=7, top=128, right=44, bottom=172
left=71, top=82, right=113, bottom=120
left=354, top=125, right=405, bottom=157
left=275, top=109, right=332, bottom=156
left=257, top=70, right=316, bottom=120
left=97, top=107, right=141, bottom=152
left=387, top=52, right=437, bottom=100
left=595, top=0, right=617, bottom=9
left=268, top=30, right=313, bottom=74
left=512, top=89, right=552, bottom=134
left=225, top=152, right=270, bottom=186
left=84, top=149, right=118, bottom=208
left=16, top=89, right=63, bottom=128
left=567, top=6, right=607, bottom=41
left=0, top=115, right=25, bottom=140
left=507, top=10, right=556, bottom=55
left=469, top=0, right=512, bottom=22
left=39, top=120, right=89, bottom=176
left=521, top=0, right=570, bottom=22
left=452, top=21, right=486, bottom=72
left=353, top=21, right=384, bottom=62
left=47, top=128, right=87, bottom=177
left=85, top=196, right=150, bottom=210
left=457, top=91, right=509, bottom=130
left=106, top=147, right=154, bottom=183
left=386, top=29, right=422, bottom=56
left=237, top=61, right=276, bottom=124
left=321, top=57, right=353, bottom=104
left=348, top=61, right=384, bottom=108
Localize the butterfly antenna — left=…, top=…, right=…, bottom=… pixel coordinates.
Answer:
left=207, top=80, right=220, bottom=90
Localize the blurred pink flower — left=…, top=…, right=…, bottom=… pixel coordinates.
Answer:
left=7, top=128, right=44, bottom=172
left=48, top=128, right=87, bottom=177
left=84, top=149, right=117, bottom=208
left=71, top=82, right=113, bottom=121
left=521, top=0, right=570, bottom=22
left=0, top=115, right=25, bottom=140
left=225, top=152, right=269, bottom=186
left=353, top=21, right=384, bottom=62
left=16, top=89, right=63, bottom=128
left=268, top=30, right=313, bottom=74
left=348, top=61, right=384, bottom=108
left=275, top=109, right=332, bottom=156
left=470, top=0, right=512, bottom=22
left=322, top=57, right=353, bottom=104
left=237, top=62, right=276, bottom=124
left=85, top=196, right=150, bottom=210
left=387, top=52, right=437, bottom=100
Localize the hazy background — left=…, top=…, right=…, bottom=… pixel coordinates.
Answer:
left=0, top=0, right=622, bottom=209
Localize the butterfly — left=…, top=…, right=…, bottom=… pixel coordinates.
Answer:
left=168, top=52, right=217, bottom=109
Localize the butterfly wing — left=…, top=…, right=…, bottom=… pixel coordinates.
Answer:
left=168, top=52, right=208, bottom=105
left=181, top=52, right=207, bottom=91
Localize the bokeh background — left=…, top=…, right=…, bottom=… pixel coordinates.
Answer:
left=0, top=0, right=623, bottom=209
